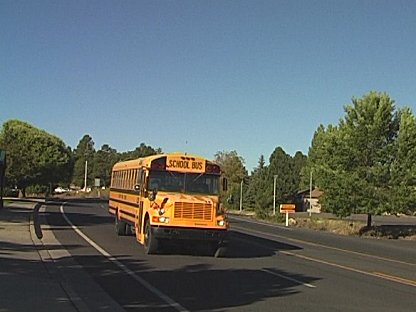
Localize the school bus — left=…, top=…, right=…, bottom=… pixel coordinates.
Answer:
left=108, top=153, right=228, bottom=256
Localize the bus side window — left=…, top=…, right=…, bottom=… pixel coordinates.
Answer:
left=134, top=169, right=144, bottom=192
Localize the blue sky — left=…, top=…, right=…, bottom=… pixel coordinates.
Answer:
left=1, top=0, right=416, bottom=171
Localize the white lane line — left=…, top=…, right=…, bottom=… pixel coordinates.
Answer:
left=262, top=268, right=316, bottom=288
left=60, top=203, right=189, bottom=312
left=229, top=215, right=292, bottom=231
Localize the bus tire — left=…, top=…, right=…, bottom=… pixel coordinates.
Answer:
left=115, top=213, right=127, bottom=236
left=144, top=219, right=158, bottom=254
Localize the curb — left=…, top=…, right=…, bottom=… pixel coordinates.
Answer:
left=29, top=203, right=88, bottom=312
left=20, top=199, right=125, bottom=312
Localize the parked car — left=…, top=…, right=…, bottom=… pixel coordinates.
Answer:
left=54, top=186, right=69, bottom=194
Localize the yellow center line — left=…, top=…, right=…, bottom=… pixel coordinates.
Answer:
left=281, top=250, right=416, bottom=288
left=372, top=272, right=416, bottom=288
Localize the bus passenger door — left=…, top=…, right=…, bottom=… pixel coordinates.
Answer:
left=135, top=169, right=146, bottom=234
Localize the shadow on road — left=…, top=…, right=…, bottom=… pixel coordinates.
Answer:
left=224, top=230, right=302, bottom=258
left=46, top=252, right=320, bottom=312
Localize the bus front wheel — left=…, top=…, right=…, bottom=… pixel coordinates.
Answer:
left=144, top=219, right=158, bottom=254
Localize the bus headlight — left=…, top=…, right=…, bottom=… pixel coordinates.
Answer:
left=159, top=216, right=169, bottom=223
left=217, top=220, right=226, bottom=227
left=152, top=216, right=170, bottom=223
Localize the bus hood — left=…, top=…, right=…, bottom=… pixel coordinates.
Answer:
left=154, top=192, right=219, bottom=223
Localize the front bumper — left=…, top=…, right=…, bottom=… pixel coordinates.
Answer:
left=152, top=225, right=228, bottom=243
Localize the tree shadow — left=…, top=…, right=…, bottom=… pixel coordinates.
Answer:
left=152, top=230, right=302, bottom=259
left=0, top=205, right=32, bottom=224
left=149, top=264, right=319, bottom=312
left=0, top=240, right=84, bottom=256
left=47, top=253, right=320, bottom=312
left=225, top=230, right=302, bottom=258
left=43, top=210, right=114, bottom=228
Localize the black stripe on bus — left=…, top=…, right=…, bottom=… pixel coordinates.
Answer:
left=108, top=204, right=135, bottom=225
left=109, top=197, right=141, bottom=209
left=119, top=209, right=136, bottom=219
left=109, top=205, right=116, bottom=213
left=110, top=187, right=140, bottom=195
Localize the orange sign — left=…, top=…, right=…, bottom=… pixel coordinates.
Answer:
left=280, top=204, right=295, bottom=213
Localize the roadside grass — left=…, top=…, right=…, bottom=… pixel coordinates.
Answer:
left=295, top=217, right=364, bottom=236
left=296, top=217, right=416, bottom=240
left=359, top=225, right=416, bottom=240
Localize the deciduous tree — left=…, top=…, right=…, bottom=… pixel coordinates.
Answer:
left=0, top=120, right=72, bottom=196
left=214, top=150, right=248, bottom=210
left=120, top=143, right=161, bottom=161
left=306, top=92, right=416, bottom=223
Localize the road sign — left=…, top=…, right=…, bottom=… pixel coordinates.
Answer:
left=94, top=178, right=101, bottom=187
left=280, top=204, right=295, bottom=227
left=280, top=204, right=295, bottom=213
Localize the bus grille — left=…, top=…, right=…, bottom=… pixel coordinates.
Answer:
left=174, top=202, right=213, bottom=221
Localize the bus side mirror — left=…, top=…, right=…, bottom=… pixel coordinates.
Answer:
left=148, top=189, right=157, bottom=201
left=222, top=178, right=228, bottom=192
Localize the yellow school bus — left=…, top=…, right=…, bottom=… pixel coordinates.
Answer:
left=108, top=153, right=228, bottom=256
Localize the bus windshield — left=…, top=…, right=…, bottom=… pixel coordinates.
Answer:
left=148, top=171, right=219, bottom=195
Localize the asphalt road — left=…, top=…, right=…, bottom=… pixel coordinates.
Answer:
left=44, top=200, right=416, bottom=312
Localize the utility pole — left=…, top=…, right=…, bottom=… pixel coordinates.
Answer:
left=84, top=160, right=88, bottom=191
left=0, top=150, right=5, bottom=209
left=309, top=169, right=313, bottom=217
left=239, top=180, right=243, bottom=212
left=273, top=175, right=277, bottom=216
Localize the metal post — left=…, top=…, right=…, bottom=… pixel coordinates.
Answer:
left=273, top=175, right=277, bottom=216
left=0, top=172, right=3, bottom=210
left=309, top=169, right=313, bottom=217
left=84, top=160, right=88, bottom=191
left=0, top=150, right=6, bottom=209
left=239, top=180, right=243, bottom=212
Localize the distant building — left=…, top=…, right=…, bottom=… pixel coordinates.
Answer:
left=296, top=188, right=323, bottom=213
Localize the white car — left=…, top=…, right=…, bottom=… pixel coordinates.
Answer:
left=54, top=187, right=69, bottom=194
